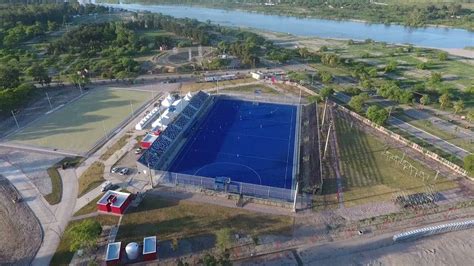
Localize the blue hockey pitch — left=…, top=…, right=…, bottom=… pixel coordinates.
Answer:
left=169, top=98, right=297, bottom=189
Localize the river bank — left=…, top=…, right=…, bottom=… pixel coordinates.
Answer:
left=100, top=3, right=474, bottom=49
left=102, top=1, right=474, bottom=31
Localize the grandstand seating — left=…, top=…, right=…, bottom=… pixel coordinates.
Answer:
left=174, top=115, right=190, bottom=129
left=189, top=91, right=209, bottom=110
left=139, top=91, right=210, bottom=169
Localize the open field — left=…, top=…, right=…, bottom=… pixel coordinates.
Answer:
left=332, top=116, right=459, bottom=207
left=116, top=195, right=292, bottom=243
left=6, top=87, right=150, bottom=154
left=78, top=161, right=105, bottom=197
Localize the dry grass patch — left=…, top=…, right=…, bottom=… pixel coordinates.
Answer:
left=116, top=195, right=293, bottom=243
left=181, top=78, right=255, bottom=92
left=99, top=134, right=131, bottom=161
left=78, top=162, right=105, bottom=197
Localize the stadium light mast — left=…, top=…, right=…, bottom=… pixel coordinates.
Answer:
left=293, top=181, right=299, bottom=212
left=323, top=121, right=332, bottom=158
left=11, top=110, right=19, bottom=129
left=45, top=92, right=53, bottom=110
left=321, top=99, right=328, bottom=127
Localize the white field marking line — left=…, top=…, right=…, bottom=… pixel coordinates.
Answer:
left=1, top=92, right=88, bottom=140
left=192, top=149, right=288, bottom=164
left=284, top=107, right=294, bottom=189
left=109, top=87, right=156, bottom=92
left=390, top=116, right=469, bottom=154
left=193, top=162, right=262, bottom=185
left=221, top=131, right=290, bottom=142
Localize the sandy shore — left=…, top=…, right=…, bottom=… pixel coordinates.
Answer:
left=441, top=48, right=474, bottom=59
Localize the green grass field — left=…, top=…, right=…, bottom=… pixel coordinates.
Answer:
left=8, top=87, right=150, bottom=154
left=116, top=195, right=292, bottom=243
left=331, top=116, right=458, bottom=207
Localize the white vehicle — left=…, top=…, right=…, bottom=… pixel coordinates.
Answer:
left=119, top=168, right=129, bottom=175
left=111, top=167, right=119, bottom=173
left=101, top=181, right=113, bottom=192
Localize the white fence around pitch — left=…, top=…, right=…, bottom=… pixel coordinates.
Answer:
left=156, top=171, right=295, bottom=202
left=393, top=220, right=474, bottom=242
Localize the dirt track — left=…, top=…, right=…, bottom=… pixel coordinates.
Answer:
left=0, top=175, right=42, bottom=265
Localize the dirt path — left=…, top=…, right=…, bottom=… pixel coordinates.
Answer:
left=0, top=175, right=42, bottom=265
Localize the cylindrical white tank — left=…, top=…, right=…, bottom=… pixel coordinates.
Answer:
left=125, top=242, right=139, bottom=260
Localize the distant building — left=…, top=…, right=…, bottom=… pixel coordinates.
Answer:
left=251, top=71, right=265, bottom=80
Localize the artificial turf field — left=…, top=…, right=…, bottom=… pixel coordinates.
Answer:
left=7, top=87, right=149, bottom=154
left=328, top=117, right=458, bottom=207
left=169, top=99, right=297, bottom=189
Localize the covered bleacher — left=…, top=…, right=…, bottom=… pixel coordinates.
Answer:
left=138, top=91, right=210, bottom=169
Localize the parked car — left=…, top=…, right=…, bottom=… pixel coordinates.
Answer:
left=111, top=167, right=119, bottom=173
left=101, top=181, right=113, bottom=192
left=135, top=148, right=143, bottom=154
left=119, top=168, right=129, bottom=175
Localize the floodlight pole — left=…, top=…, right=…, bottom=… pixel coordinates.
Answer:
left=45, top=92, right=53, bottom=110
left=130, top=101, right=134, bottom=116
left=11, top=110, right=19, bottom=129
left=78, top=82, right=83, bottom=95
left=293, top=181, right=299, bottom=213
left=323, top=121, right=332, bottom=158
left=321, top=99, right=328, bottom=127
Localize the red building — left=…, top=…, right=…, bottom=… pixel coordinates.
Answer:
left=140, top=134, right=158, bottom=149
left=97, top=191, right=132, bottom=215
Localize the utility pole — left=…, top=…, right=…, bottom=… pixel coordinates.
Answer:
left=292, top=181, right=299, bottom=213
left=323, top=121, right=332, bottom=158
left=321, top=99, right=328, bottom=127
left=130, top=101, right=134, bottom=116
left=45, top=92, right=53, bottom=110
left=11, top=110, right=19, bottom=129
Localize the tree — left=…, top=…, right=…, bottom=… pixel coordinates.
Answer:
left=366, top=105, right=389, bottom=125
left=26, top=63, right=51, bottom=86
left=320, top=87, right=334, bottom=99
left=468, top=110, right=474, bottom=122
left=68, top=219, right=102, bottom=252
left=439, top=93, right=450, bottom=109
left=348, top=94, right=367, bottom=113
left=430, top=72, right=442, bottom=84
left=199, top=253, right=231, bottom=266
left=319, top=71, right=332, bottom=84
left=437, top=51, right=448, bottom=61
left=420, top=94, right=431, bottom=106
left=453, top=100, right=464, bottom=114
left=215, top=228, right=232, bottom=253
left=384, top=60, right=398, bottom=73
left=0, top=65, right=21, bottom=90
left=464, top=154, right=474, bottom=177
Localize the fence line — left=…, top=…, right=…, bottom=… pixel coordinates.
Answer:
left=154, top=170, right=295, bottom=202
left=393, top=220, right=474, bottom=242
left=334, top=104, right=470, bottom=179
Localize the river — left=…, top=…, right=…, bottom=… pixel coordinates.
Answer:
left=101, top=3, right=473, bottom=49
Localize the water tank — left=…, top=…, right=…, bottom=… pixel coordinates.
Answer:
left=125, top=242, right=139, bottom=260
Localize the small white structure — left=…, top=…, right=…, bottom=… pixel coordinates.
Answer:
left=125, top=242, right=140, bottom=260
left=251, top=71, right=265, bottom=80
left=161, top=94, right=175, bottom=108
left=135, top=106, right=162, bottom=130
left=151, top=96, right=191, bottom=129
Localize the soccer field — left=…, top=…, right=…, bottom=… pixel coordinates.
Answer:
left=7, top=87, right=150, bottom=154
left=169, top=99, right=297, bottom=189
left=333, top=116, right=458, bottom=207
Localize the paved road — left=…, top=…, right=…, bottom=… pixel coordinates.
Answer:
left=329, top=91, right=470, bottom=159
left=370, top=97, right=473, bottom=148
